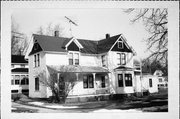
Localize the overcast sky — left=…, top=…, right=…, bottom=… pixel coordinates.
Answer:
left=12, top=8, right=150, bottom=59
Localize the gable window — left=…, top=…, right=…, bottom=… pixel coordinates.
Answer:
left=101, top=55, right=106, bottom=67
left=34, top=54, right=40, bottom=67
left=118, top=74, right=123, bottom=87
left=68, top=52, right=79, bottom=65
left=117, top=53, right=126, bottom=65
left=35, top=77, right=39, bottom=91
left=101, top=76, right=106, bottom=88
left=149, top=78, right=153, bottom=87
left=117, top=41, right=123, bottom=49
left=125, top=74, right=132, bottom=86
left=83, top=75, right=94, bottom=88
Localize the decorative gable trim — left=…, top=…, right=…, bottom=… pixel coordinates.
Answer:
left=65, top=37, right=83, bottom=50
left=109, top=34, right=136, bottom=55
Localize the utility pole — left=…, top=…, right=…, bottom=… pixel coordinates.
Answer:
left=65, top=16, right=78, bottom=37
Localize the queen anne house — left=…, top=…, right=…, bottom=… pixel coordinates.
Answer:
left=27, top=32, right=142, bottom=101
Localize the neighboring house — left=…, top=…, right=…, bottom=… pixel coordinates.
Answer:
left=11, top=55, right=29, bottom=96
left=27, top=32, right=143, bottom=99
left=141, top=73, right=158, bottom=93
left=153, top=70, right=168, bottom=89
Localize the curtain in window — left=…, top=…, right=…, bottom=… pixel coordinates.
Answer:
left=125, top=74, right=132, bottom=86
left=118, top=74, right=123, bottom=87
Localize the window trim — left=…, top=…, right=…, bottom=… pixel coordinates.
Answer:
left=117, top=41, right=123, bottom=49
left=68, top=52, right=80, bottom=65
left=117, top=53, right=126, bottom=65
left=101, top=55, right=106, bottom=67
left=118, top=74, right=123, bottom=87
left=125, top=74, right=132, bottom=87
left=83, top=74, right=94, bottom=89
left=35, top=77, right=40, bottom=91
left=149, top=78, right=153, bottom=87
left=34, top=53, right=40, bottom=67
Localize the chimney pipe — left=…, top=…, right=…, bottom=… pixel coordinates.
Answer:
left=54, top=31, right=59, bottom=37
left=106, top=34, right=110, bottom=39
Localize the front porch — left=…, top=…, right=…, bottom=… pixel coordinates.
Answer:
left=47, top=65, right=110, bottom=98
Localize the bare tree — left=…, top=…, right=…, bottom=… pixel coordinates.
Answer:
left=124, top=8, right=168, bottom=66
left=38, top=66, right=78, bottom=103
left=36, top=22, right=65, bottom=37
left=11, top=16, right=28, bottom=55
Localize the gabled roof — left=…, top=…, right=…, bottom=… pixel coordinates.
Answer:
left=30, top=34, right=134, bottom=55
left=32, top=34, right=71, bottom=53
left=12, top=55, right=28, bottom=64
left=97, top=34, right=121, bottom=53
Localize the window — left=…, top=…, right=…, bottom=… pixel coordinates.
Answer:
left=83, top=75, right=88, bottom=88
left=159, top=78, right=162, bottom=82
left=74, top=53, right=79, bottom=65
left=35, top=77, right=39, bottom=91
left=15, top=75, right=20, bottom=85
left=121, top=53, right=126, bottom=65
left=68, top=52, right=79, bottom=65
left=34, top=54, right=40, bottom=67
left=11, top=75, right=14, bottom=85
left=37, top=54, right=40, bottom=66
left=20, top=64, right=25, bottom=68
left=118, top=41, right=123, bottom=49
left=101, top=55, right=106, bottom=67
left=125, top=74, right=132, bottom=86
left=118, top=74, right=123, bottom=87
left=149, top=78, right=153, bottom=87
left=69, top=53, right=73, bottom=65
left=34, top=55, right=36, bottom=67
left=117, top=53, right=126, bottom=65
left=83, top=75, right=94, bottom=88
left=21, top=76, right=29, bottom=85
left=101, top=76, right=106, bottom=88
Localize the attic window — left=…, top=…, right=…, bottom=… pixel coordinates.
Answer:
left=34, top=43, right=39, bottom=50
left=117, top=41, right=123, bottom=49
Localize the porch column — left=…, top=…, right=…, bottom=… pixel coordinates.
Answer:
left=76, top=73, right=79, bottom=80
left=57, top=73, right=60, bottom=92
left=92, top=73, right=96, bottom=94
left=123, top=73, right=126, bottom=87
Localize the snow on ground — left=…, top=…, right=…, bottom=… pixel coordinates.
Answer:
left=92, top=109, right=142, bottom=113
left=28, top=102, right=78, bottom=109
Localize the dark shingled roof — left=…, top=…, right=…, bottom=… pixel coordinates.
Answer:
left=11, top=68, right=28, bottom=72
left=30, top=34, right=132, bottom=55
left=12, top=55, right=28, bottom=64
left=33, top=34, right=71, bottom=53
left=97, top=34, right=121, bottom=53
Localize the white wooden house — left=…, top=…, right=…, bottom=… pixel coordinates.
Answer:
left=11, top=55, right=29, bottom=95
left=27, top=32, right=143, bottom=99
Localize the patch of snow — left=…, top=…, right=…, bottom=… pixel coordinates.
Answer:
left=45, top=105, right=78, bottom=109
left=92, top=109, right=142, bottom=113
left=28, top=102, right=44, bottom=106
left=11, top=107, right=17, bottom=110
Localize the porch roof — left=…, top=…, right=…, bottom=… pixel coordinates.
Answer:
left=115, top=66, right=134, bottom=71
left=47, top=65, right=109, bottom=73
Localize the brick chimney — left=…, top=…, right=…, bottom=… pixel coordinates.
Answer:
left=106, top=34, right=110, bottom=39
left=54, top=31, right=59, bottom=37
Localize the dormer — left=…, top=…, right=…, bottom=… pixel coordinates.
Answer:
left=65, top=37, right=83, bottom=51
